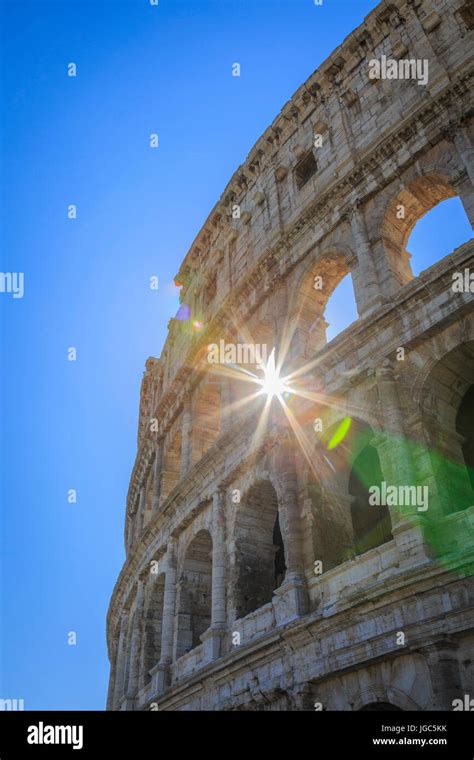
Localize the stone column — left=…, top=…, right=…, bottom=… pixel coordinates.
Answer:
left=220, top=377, right=235, bottom=435
left=105, top=640, right=118, bottom=711
left=137, top=575, right=151, bottom=692
left=137, top=484, right=147, bottom=538
left=151, top=539, right=177, bottom=693
left=112, top=611, right=129, bottom=710
left=124, top=580, right=145, bottom=706
left=202, top=490, right=227, bottom=663
left=273, top=436, right=308, bottom=621
left=445, top=126, right=474, bottom=227
left=349, top=204, right=385, bottom=315
left=454, top=128, right=474, bottom=187
left=375, top=361, right=432, bottom=566
left=453, top=173, right=474, bottom=229
left=424, top=639, right=462, bottom=710
left=180, top=397, right=193, bottom=478
left=152, top=441, right=163, bottom=511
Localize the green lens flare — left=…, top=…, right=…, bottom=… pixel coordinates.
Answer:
left=328, top=416, right=352, bottom=450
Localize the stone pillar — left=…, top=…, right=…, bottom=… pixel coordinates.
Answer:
left=273, top=436, right=308, bottom=621
left=202, top=490, right=227, bottom=663
left=349, top=204, right=385, bottom=315
left=180, top=397, right=193, bottom=478
left=105, top=640, right=118, bottom=710
left=220, top=377, right=235, bottom=435
left=424, top=639, right=462, bottom=710
left=137, top=485, right=147, bottom=538
left=124, top=580, right=145, bottom=706
left=375, top=361, right=432, bottom=566
left=152, top=539, right=177, bottom=693
left=453, top=173, right=474, bottom=228
left=454, top=128, right=474, bottom=187
left=112, top=612, right=129, bottom=710
left=152, top=442, right=163, bottom=511
left=137, top=575, right=151, bottom=693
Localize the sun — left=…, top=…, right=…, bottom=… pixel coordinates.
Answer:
left=257, top=348, right=289, bottom=399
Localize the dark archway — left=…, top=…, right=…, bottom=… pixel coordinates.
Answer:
left=456, top=384, right=474, bottom=493
left=233, top=480, right=286, bottom=619
left=349, top=444, right=393, bottom=555
left=175, top=530, right=213, bottom=658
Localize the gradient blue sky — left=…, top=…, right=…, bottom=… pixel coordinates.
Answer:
left=1, top=0, right=471, bottom=710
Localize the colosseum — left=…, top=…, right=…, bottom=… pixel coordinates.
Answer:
left=106, top=0, right=474, bottom=711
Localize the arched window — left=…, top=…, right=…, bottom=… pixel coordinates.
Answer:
left=292, top=252, right=357, bottom=359
left=349, top=444, right=393, bottom=555
left=422, top=341, right=474, bottom=515
left=233, top=480, right=286, bottom=619
left=175, top=530, right=213, bottom=658
left=457, top=385, right=474, bottom=492
left=325, top=273, right=358, bottom=342
left=273, top=513, right=287, bottom=590
left=407, top=197, right=472, bottom=276
left=381, top=173, right=472, bottom=287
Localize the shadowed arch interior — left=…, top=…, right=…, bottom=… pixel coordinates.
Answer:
left=233, top=480, right=286, bottom=619
left=175, top=530, right=213, bottom=658
left=422, top=341, right=474, bottom=514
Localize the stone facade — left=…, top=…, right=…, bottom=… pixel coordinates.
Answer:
left=106, top=0, right=474, bottom=711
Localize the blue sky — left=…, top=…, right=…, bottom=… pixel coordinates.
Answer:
left=0, top=0, right=471, bottom=710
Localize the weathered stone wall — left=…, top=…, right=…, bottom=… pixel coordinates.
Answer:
left=106, top=0, right=474, bottom=711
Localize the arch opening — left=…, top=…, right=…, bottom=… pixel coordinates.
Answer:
left=407, top=197, right=472, bottom=277
left=381, top=173, right=472, bottom=287
left=233, top=480, right=286, bottom=619
left=349, top=444, right=393, bottom=555
left=175, top=530, right=213, bottom=658
left=422, top=341, right=474, bottom=515
left=293, top=252, right=357, bottom=359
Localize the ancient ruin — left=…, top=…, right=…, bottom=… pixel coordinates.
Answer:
left=106, top=0, right=474, bottom=711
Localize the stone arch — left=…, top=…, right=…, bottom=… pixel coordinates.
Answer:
left=420, top=339, right=474, bottom=515
left=310, top=417, right=393, bottom=560
left=289, top=247, right=356, bottom=361
left=191, top=375, right=221, bottom=466
left=175, top=529, right=213, bottom=658
left=232, top=478, right=286, bottom=620
left=411, top=317, right=474, bottom=408
left=380, top=170, right=466, bottom=287
left=351, top=687, right=423, bottom=712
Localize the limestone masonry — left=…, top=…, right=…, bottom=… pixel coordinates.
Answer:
left=107, top=0, right=474, bottom=711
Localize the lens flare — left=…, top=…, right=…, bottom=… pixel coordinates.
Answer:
left=258, top=348, right=289, bottom=399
